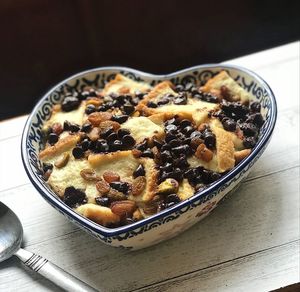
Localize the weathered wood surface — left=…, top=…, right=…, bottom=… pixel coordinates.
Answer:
left=0, top=42, right=299, bottom=292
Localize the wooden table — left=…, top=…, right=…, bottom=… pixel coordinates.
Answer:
left=0, top=42, right=299, bottom=292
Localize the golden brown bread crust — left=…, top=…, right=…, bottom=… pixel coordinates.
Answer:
left=212, top=123, right=235, bottom=172
left=137, top=81, right=218, bottom=125
left=138, top=158, right=158, bottom=202
left=39, top=134, right=81, bottom=161
left=120, top=116, right=165, bottom=144
left=234, top=148, right=251, bottom=164
left=136, top=81, right=176, bottom=115
left=177, top=179, right=195, bottom=201
left=200, top=71, right=250, bottom=104
left=76, top=204, right=120, bottom=226
left=88, top=150, right=134, bottom=168
left=102, top=73, right=151, bottom=96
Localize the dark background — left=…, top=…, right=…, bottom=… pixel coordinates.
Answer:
left=0, top=0, right=299, bottom=120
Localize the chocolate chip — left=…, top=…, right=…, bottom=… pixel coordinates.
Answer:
left=95, top=196, right=110, bottom=207
left=153, top=138, right=163, bottom=148
left=172, top=145, right=190, bottom=156
left=69, top=123, right=80, bottom=133
left=165, top=118, right=178, bottom=126
left=190, top=131, right=202, bottom=139
left=100, top=126, right=114, bottom=138
left=165, top=132, right=177, bottom=143
left=110, top=140, right=123, bottom=151
left=240, top=123, right=258, bottom=137
left=88, top=140, right=96, bottom=151
left=160, top=150, right=172, bottom=163
left=213, top=110, right=226, bottom=121
left=184, top=168, right=197, bottom=182
left=183, top=126, right=194, bottom=136
left=174, top=155, right=189, bottom=168
left=251, top=113, right=264, bottom=127
left=202, top=169, right=221, bottom=184
left=78, top=91, right=90, bottom=101
left=175, top=84, right=184, bottom=92
left=111, top=115, right=129, bottom=124
left=63, top=186, right=87, bottom=208
left=123, top=104, right=135, bottom=115
left=95, top=140, right=109, bottom=152
left=85, top=104, right=96, bottom=114
left=121, top=135, right=135, bottom=147
left=63, top=121, right=71, bottom=131
left=107, top=132, right=118, bottom=143
left=131, top=98, right=139, bottom=106
left=116, top=94, right=126, bottom=104
left=72, top=146, right=84, bottom=159
left=81, top=139, right=90, bottom=151
left=141, top=149, right=154, bottom=158
left=112, top=100, right=121, bottom=108
left=165, top=193, right=180, bottom=204
left=173, top=96, right=187, bottom=105
left=147, top=101, right=158, bottom=108
left=81, top=123, right=92, bottom=133
left=117, top=128, right=131, bottom=138
left=180, top=119, right=192, bottom=128
left=98, top=105, right=108, bottom=112
left=243, top=136, right=257, bottom=148
left=169, top=139, right=181, bottom=148
left=222, top=117, right=237, bottom=131
left=48, top=133, right=58, bottom=145
left=110, top=181, right=129, bottom=194
left=157, top=97, right=170, bottom=105
left=160, top=163, right=173, bottom=172
left=169, top=168, right=183, bottom=181
left=203, top=132, right=216, bottom=149
left=161, top=144, right=171, bottom=151
left=136, top=139, right=148, bottom=151
left=210, top=172, right=222, bottom=182
left=133, top=164, right=145, bottom=178
left=250, top=101, right=261, bottom=113
left=42, top=162, right=53, bottom=173
left=135, top=91, right=145, bottom=99
left=61, top=96, right=80, bottom=112
left=221, top=100, right=249, bottom=120
left=165, top=124, right=177, bottom=133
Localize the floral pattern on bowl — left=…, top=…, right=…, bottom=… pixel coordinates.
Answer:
left=21, top=64, right=277, bottom=250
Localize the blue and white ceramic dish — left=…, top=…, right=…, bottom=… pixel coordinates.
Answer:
left=21, top=65, right=277, bottom=250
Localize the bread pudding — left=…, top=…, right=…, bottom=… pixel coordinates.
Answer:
left=39, top=72, right=265, bottom=227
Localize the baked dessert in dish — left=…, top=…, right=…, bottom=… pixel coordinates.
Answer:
left=39, top=72, right=265, bottom=227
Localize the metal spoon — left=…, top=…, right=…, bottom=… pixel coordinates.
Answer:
left=0, top=202, right=98, bottom=292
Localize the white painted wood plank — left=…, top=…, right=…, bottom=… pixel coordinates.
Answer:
left=225, top=43, right=300, bottom=112
left=0, top=43, right=299, bottom=292
left=224, top=41, right=299, bottom=70
left=0, top=167, right=298, bottom=291
left=136, top=241, right=300, bottom=292
left=0, top=136, right=30, bottom=191
left=0, top=115, right=28, bottom=141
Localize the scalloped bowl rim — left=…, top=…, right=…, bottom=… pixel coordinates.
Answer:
left=21, top=64, right=277, bottom=237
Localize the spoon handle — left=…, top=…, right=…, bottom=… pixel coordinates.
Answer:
left=15, top=248, right=98, bottom=292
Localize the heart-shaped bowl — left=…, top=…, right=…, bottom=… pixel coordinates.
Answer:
left=21, top=65, right=277, bottom=250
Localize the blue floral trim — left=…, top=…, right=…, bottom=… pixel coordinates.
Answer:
left=21, top=65, right=277, bottom=245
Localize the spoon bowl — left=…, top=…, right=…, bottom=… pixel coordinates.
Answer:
left=0, top=202, right=23, bottom=262
left=0, top=202, right=97, bottom=291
